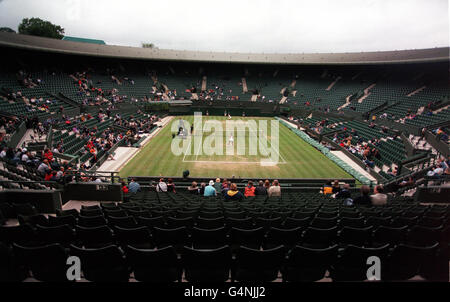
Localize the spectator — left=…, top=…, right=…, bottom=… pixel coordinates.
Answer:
left=44, top=171, right=53, bottom=181
left=128, top=178, right=141, bottom=193
left=56, top=167, right=64, bottom=180
left=188, top=181, right=199, bottom=194
left=254, top=180, right=267, bottom=195
left=167, top=178, right=176, bottom=193
left=222, top=178, right=229, bottom=189
left=268, top=180, right=281, bottom=197
left=213, top=178, right=221, bottom=193
left=332, top=180, right=341, bottom=194
left=244, top=180, right=256, bottom=197
left=49, top=171, right=58, bottom=182
left=37, top=159, right=51, bottom=175
left=199, top=182, right=206, bottom=195
left=121, top=181, right=129, bottom=194
left=322, top=181, right=333, bottom=195
left=370, top=185, right=387, bottom=206
left=156, top=178, right=168, bottom=192
left=21, top=151, right=30, bottom=163
left=264, top=179, right=271, bottom=191
left=335, top=183, right=351, bottom=199
left=353, top=185, right=371, bottom=206
left=0, top=148, right=6, bottom=158
left=43, top=148, right=54, bottom=162
left=224, top=183, right=244, bottom=201
left=204, top=180, right=217, bottom=197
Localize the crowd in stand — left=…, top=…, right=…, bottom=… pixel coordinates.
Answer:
left=0, top=116, right=20, bottom=136
left=0, top=145, right=76, bottom=184
left=121, top=177, right=284, bottom=201
left=322, top=180, right=388, bottom=206
left=118, top=176, right=439, bottom=209
left=332, top=131, right=382, bottom=169
left=73, top=71, right=127, bottom=106
left=194, top=81, right=242, bottom=101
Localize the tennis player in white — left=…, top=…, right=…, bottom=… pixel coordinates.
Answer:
left=228, top=134, right=234, bottom=146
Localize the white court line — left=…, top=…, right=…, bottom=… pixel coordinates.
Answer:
left=182, top=121, right=287, bottom=165
left=181, top=136, right=192, bottom=163
left=183, top=160, right=288, bottom=164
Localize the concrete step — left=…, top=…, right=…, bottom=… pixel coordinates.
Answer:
left=242, top=77, right=248, bottom=93
left=407, top=85, right=426, bottom=97
left=201, top=76, right=207, bottom=92
left=357, top=83, right=376, bottom=103
left=326, top=76, right=341, bottom=91
left=433, top=104, right=450, bottom=114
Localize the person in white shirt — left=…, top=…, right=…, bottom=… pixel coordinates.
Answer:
left=370, top=185, right=388, bottom=206
left=0, top=148, right=6, bottom=158
left=21, top=152, right=29, bottom=162
left=228, top=134, right=234, bottom=146
left=156, top=178, right=168, bottom=192
left=56, top=167, right=64, bottom=180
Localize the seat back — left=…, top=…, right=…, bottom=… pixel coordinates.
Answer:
left=13, top=243, right=68, bottom=281
left=235, top=245, right=285, bottom=281
left=70, top=244, right=129, bottom=282
left=182, top=245, right=232, bottom=282
left=284, top=244, right=338, bottom=282
left=126, top=245, right=181, bottom=282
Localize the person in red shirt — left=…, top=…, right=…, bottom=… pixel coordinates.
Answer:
left=43, top=148, right=53, bottom=162
left=44, top=171, right=53, bottom=181
left=244, top=180, right=256, bottom=197
left=121, top=181, right=129, bottom=193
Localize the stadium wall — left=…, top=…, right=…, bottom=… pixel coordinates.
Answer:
left=0, top=189, right=62, bottom=214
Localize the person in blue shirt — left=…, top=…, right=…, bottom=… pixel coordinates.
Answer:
left=204, top=180, right=217, bottom=197
left=128, top=178, right=141, bottom=193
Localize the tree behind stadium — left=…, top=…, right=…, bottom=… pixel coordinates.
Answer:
left=18, top=17, right=64, bottom=39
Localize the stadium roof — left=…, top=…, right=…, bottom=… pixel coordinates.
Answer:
left=0, top=32, right=448, bottom=65
left=62, top=36, right=106, bottom=45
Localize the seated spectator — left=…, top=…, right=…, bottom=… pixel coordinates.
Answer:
left=199, top=183, right=206, bottom=195
left=49, top=171, right=58, bottom=182
left=0, top=148, right=6, bottom=158
left=244, top=180, right=256, bottom=197
left=221, top=178, right=229, bottom=189
left=254, top=180, right=267, bottom=195
left=167, top=178, right=176, bottom=193
left=128, top=178, right=141, bottom=193
left=121, top=181, right=129, bottom=194
left=370, top=185, right=387, bottom=206
left=188, top=181, right=199, bottom=194
left=398, top=177, right=414, bottom=188
left=264, top=179, right=271, bottom=191
left=156, top=178, right=168, bottom=192
left=204, top=180, right=217, bottom=197
left=213, top=178, right=221, bottom=193
left=56, top=167, right=64, bottom=180
left=353, top=185, right=371, bottom=206
left=322, top=181, right=333, bottom=195
left=268, top=180, right=281, bottom=197
left=43, top=148, right=54, bottom=162
left=332, top=180, right=341, bottom=194
left=225, top=183, right=244, bottom=201
left=37, top=159, right=51, bottom=175
left=335, top=183, right=351, bottom=199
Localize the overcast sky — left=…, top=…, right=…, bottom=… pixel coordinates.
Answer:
left=0, top=0, right=448, bottom=53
